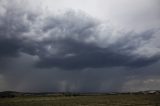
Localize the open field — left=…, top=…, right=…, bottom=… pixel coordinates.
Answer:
left=0, top=94, right=160, bottom=106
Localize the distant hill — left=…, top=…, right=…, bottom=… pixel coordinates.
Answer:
left=0, top=91, right=23, bottom=98
left=0, top=90, right=160, bottom=98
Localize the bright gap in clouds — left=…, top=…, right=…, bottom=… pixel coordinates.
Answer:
left=31, top=0, right=160, bottom=31
left=31, top=0, right=104, bottom=21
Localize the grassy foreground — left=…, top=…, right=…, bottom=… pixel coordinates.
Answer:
left=0, top=94, right=160, bottom=106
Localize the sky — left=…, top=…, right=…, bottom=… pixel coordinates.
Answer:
left=0, top=0, right=160, bottom=92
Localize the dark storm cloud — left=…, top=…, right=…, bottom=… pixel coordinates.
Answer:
left=0, top=0, right=38, bottom=59
left=35, top=20, right=159, bottom=69
left=0, top=0, right=159, bottom=70
left=0, top=38, right=21, bottom=58
left=36, top=37, right=159, bottom=69
left=0, top=0, right=160, bottom=92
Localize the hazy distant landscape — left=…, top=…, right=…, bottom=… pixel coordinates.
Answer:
left=0, top=91, right=160, bottom=106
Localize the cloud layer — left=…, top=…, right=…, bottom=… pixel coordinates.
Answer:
left=0, top=0, right=160, bottom=92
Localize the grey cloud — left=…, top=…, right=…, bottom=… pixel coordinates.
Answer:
left=35, top=26, right=159, bottom=69
left=0, top=0, right=159, bottom=69
left=0, top=0, right=159, bottom=70
left=0, top=0, right=38, bottom=59
left=35, top=37, right=159, bottom=69
left=0, top=0, right=160, bottom=92
left=0, top=38, right=21, bottom=58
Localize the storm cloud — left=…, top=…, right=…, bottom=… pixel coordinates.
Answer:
left=0, top=0, right=160, bottom=92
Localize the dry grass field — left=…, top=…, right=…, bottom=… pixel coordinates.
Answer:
left=0, top=94, right=160, bottom=106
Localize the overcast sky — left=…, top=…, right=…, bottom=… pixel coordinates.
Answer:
left=0, top=0, right=160, bottom=92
